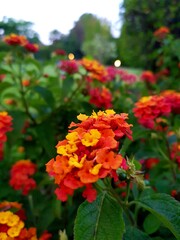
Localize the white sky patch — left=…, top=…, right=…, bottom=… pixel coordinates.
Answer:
left=0, top=0, right=123, bottom=44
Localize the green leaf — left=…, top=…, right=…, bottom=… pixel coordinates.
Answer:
left=143, top=213, right=161, bottom=234
left=61, top=76, right=74, bottom=99
left=74, top=191, right=125, bottom=240
left=136, top=193, right=180, bottom=239
left=123, top=226, right=152, bottom=240
left=33, top=86, right=55, bottom=109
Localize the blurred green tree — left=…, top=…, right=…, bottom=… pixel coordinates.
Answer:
left=117, top=0, right=180, bottom=68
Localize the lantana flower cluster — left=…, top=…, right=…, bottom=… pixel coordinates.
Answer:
left=133, top=95, right=171, bottom=129
left=140, top=70, right=157, bottom=84
left=9, top=160, right=37, bottom=195
left=0, top=111, right=13, bottom=160
left=161, top=90, right=180, bottom=114
left=3, top=33, right=39, bottom=53
left=89, top=86, right=112, bottom=109
left=153, top=26, right=170, bottom=41
left=46, top=109, right=133, bottom=202
left=0, top=201, right=52, bottom=240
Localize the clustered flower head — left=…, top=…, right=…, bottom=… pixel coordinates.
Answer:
left=3, top=33, right=39, bottom=53
left=46, top=109, right=133, bottom=202
left=133, top=95, right=171, bottom=129
left=0, top=201, right=52, bottom=240
left=89, top=86, right=112, bottom=109
left=161, top=90, right=180, bottom=114
left=140, top=70, right=157, bottom=84
left=58, top=60, right=79, bottom=74
left=80, top=58, right=108, bottom=83
left=9, top=160, right=37, bottom=195
left=153, top=26, right=170, bottom=40
left=0, top=111, right=13, bottom=160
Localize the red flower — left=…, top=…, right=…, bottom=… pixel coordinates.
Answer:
left=89, top=86, right=113, bottom=109
left=46, top=110, right=133, bottom=202
left=133, top=95, right=171, bottom=129
left=39, top=230, right=52, bottom=240
left=153, top=26, right=170, bottom=40
left=24, top=42, right=39, bottom=53
left=9, top=160, right=37, bottom=195
left=161, top=90, right=180, bottom=114
left=58, top=60, right=79, bottom=74
left=140, top=71, right=157, bottom=84
left=144, top=158, right=159, bottom=169
left=3, top=33, right=28, bottom=46
left=53, top=49, right=66, bottom=56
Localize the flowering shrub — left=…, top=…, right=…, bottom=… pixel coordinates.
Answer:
left=0, top=33, right=179, bottom=240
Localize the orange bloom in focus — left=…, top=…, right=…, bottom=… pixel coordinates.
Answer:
left=140, top=71, right=157, bottom=84
left=80, top=58, right=108, bottom=82
left=46, top=109, right=132, bottom=202
left=161, top=90, right=180, bottom=114
left=89, top=86, right=113, bottom=109
left=3, top=33, right=28, bottom=46
left=133, top=95, right=171, bottom=129
left=153, top=26, right=170, bottom=40
left=9, top=160, right=37, bottom=195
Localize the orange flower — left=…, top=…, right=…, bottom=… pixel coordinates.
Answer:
left=80, top=58, right=108, bottom=82
left=133, top=95, right=171, bottom=129
left=9, top=160, right=37, bottom=195
left=39, top=230, right=52, bottom=240
left=46, top=109, right=132, bottom=202
left=3, top=33, right=28, bottom=46
left=22, top=79, right=30, bottom=87
left=170, top=142, right=180, bottom=168
left=153, top=26, right=170, bottom=40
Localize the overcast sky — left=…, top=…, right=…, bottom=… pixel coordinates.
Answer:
left=0, top=0, right=123, bottom=45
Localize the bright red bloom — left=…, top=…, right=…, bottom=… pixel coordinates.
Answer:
left=24, top=42, right=39, bottom=53
left=153, top=26, right=170, bottom=40
left=161, top=90, right=180, bottom=114
left=3, top=33, right=28, bottom=46
left=39, top=230, right=52, bottom=240
left=9, top=160, right=37, bottom=195
left=58, top=60, right=79, bottom=74
left=144, top=158, right=159, bottom=169
left=140, top=71, right=157, bottom=84
left=133, top=95, right=171, bottom=129
left=89, top=86, right=113, bottom=109
left=46, top=110, right=133, bottom=202
left=53, top=49, right=66, bottom=56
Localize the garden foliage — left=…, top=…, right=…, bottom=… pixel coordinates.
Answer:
left=0, top=29, right=179, bottom=240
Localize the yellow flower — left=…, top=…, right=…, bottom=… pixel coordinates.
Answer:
left=7, top=226, right=21, bottom=237
left=69, top=154, right=86, bottom=168
left=66, top=132, right=79, bottom=143
left=0, top=233, right=8, bottom=240
left=77, top=113, right=88, bottom=121
left=57, top=143, right=78, bottom=156
left=89, top=164, right=102, bottom=175
left=81, top=129, right=101, bottom=147
left=7, top=214, right=20, bottom=227
left=0, top=211, right=12, bottom=224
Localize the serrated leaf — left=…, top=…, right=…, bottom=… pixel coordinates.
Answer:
left=143, top=213, right=161, bottom=234
left=123, top=226, right=152, bottom=240
left=33, top=85, right=55, bottom=109
left=136, top=193, right=180, bottom=239
left=74, top=191, right=125, bottom=240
